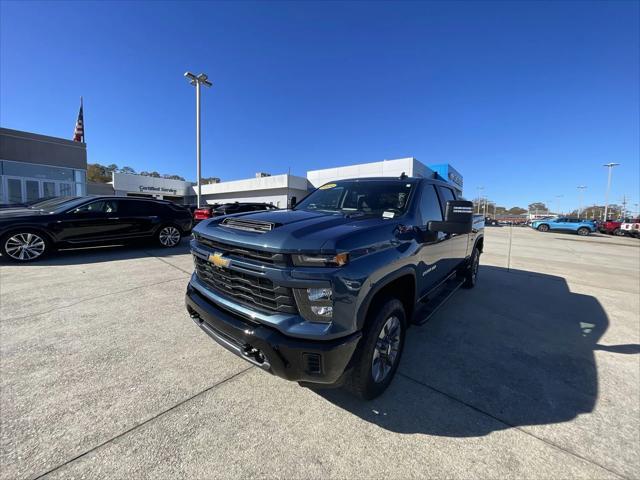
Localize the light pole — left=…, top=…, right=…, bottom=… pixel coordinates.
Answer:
left=577, top=185, right=587, bottom=218
left=555, top=195, right=563, bottom=215
left=184, top=71, right=212, bottom=208
left=603, top=163, right=620, bottom=221
left=476, top=186, right=484, bottom=214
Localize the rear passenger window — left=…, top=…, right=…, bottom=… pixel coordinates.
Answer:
left=420, top=185, right=443, bottom=224
left=119, top=200, right=156, bottom=216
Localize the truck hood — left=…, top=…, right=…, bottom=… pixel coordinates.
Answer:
left=194, top=209, right=400, bottom=252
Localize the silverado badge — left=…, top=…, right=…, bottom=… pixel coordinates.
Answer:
left=209, top=251, right=230, bottom=268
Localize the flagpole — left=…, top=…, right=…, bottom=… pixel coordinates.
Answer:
left=81, top=97, right=84, bottom=143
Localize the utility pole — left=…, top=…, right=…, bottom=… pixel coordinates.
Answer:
left=620, top=194, right=628, bottom=219
left=603, top=163, right=620, bottom=221
left=476, top=186, right=484, bottom=214
left=577, top=185, right=587, bottom=218
left=184, top=71, right=212, bottom=208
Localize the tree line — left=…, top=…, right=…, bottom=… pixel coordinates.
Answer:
left=87, top=163, right=186, bottom=183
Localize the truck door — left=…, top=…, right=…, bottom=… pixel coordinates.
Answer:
left=436, top=185, right=469, bottom=269
left=416, top=183, right=451, bottom=297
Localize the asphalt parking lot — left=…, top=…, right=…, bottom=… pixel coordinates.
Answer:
left=1, top=228, right=639, bottom=479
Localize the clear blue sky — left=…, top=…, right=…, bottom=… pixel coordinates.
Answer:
left=1, top=0, right=638, bottom=212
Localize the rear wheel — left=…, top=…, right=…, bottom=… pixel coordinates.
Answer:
left=537, top=224, right=549, bottom=232
left=345, top=298, right=406, bottom=400
left=157, top=225, right=182, bottom=247
left=1, top=230, right=50, bottom=262
left=577, top=227, right=590, bottom=236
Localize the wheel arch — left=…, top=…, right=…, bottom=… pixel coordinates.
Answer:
left=357, top=268, right=416, bottom=330
left=0, top=226, right=55, bottom=245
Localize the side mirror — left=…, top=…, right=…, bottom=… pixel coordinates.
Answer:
left=428, top=200, right=474, bottom=234
left=290, top=196, right=297, bottom=209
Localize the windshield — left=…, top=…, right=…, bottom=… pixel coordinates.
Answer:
left=295, top=180, right=414, bottom=216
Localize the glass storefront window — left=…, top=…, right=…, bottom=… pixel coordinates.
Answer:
left=7, top=178, right=22, bottom=203
left=74, top=170, right=86, bottom=183
left=59, top=183, right=73, bottom=196
left=25, top=180, right=39, bottom=201
left=1, top=160, right=74, bottom=181
left=43, top=182, right=56, bottom=197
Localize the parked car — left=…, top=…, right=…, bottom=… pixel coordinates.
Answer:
left=193, top=202, right=278, bottom=223
left=186, top=176, right=483, bottom=399
left=620, top=219, right=640, bottom=238
left=598, top=219, right=627, bottom=236
left=530, top=217, right=597, bottom=236
left=0, top=196, right=193, bottom=262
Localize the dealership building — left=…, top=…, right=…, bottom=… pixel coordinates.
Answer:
left=0, top=128, right=87, bottom=204
left=0, top=128, right=464, bottom=207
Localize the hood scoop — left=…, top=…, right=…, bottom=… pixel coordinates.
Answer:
left=221, top=217, right=277, bottom=233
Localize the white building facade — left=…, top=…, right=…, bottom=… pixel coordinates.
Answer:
left=200, top=174, right=310, bottom=209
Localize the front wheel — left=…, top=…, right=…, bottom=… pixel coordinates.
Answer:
left=157, top=225, right=182, bottom=247
left=345, top=298, right=406, bottom=400
left=537, top=224, right=550, bottom=232
left=577, top=227, right=590, bottom=236
left=1, top=231, right=50, bottom=262
left=613, top=228, right=625, bottom=236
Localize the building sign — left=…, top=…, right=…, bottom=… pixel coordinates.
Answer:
left=139, top=185, right=178, bottom=195
left=447, top=168, right=463, bottom=190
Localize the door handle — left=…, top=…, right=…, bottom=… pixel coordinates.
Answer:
left=108, top=217, right=120, bottom=220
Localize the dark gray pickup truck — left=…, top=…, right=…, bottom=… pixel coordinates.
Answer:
left=186, top=176, right=484, bottom=399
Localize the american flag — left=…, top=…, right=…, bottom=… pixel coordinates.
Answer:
left=73, top=98, right=84, bottom=142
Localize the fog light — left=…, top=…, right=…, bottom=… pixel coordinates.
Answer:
left=311, top=305, right=333, bottom=317
left=307, top=287, right=332, bottom=302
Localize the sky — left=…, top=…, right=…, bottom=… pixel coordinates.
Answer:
left=1, top=0, right=638, bottom=212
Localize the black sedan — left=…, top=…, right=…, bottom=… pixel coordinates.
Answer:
left=0, top=196, right=193, bottom=262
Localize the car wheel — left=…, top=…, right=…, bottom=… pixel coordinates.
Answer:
left=345, top=298, right=406, bottom=400
left=462, top=247, right=480, bottom=289
left=1, top=230, right=49, bottom=262
left=157, top=225, right=182, bottom=247
left=537, top=224, right=549, bottom=232
left=577, top=227, right=590, bottom=236
left=614, top=228, right=625, bottom=236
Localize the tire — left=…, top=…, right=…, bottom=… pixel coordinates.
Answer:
left=156, top=225, right=182, bottom=248
left=462, top=247, right=480, bottom=289
left=613, top=228, right=625, bottom=236
left=1, top=230, right=50, bottom=262
left=345, top=298, right=406, bottom=400
left=537, top=224, right=549, bottom=232
left=577, top=227, right=590, bottom=236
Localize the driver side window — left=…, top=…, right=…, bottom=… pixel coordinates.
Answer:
left=420, top=184, right=444, bottom=224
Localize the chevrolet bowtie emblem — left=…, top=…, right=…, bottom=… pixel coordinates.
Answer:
left=209, top=252, right=230, bottom=268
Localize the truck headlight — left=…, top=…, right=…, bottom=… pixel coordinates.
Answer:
left=293, top=286, right=334, bottom=323
left=292, top=252, right=349, bottom=267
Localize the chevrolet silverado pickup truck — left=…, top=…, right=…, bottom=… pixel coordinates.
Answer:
left=186, top=176, right=483, bottom=399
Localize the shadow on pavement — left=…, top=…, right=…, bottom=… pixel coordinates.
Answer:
left=0, top=239, right=191, bottom=266
left=315, top=265, right=638, bottom=436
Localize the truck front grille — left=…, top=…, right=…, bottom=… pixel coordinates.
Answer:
left=194, top=256, right=297, bottom=315
left=193, top=234, right=286, bottom=266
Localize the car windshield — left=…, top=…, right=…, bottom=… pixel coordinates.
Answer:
left=295, top=180, right=414, bottom=216
left=28, top=197, right=83, bottom=212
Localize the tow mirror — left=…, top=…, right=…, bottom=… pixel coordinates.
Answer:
left=428, top=200, right=474, bottom=234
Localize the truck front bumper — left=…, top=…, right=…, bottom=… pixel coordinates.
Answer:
left=185, top=283, right=362, bottom=385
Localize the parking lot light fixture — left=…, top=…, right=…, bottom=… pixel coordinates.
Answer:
left=577, top=185, right=587, bottom=218
left=603, top=163, right=620, bottom=221
left=184, top=71, right=212, bottom=208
